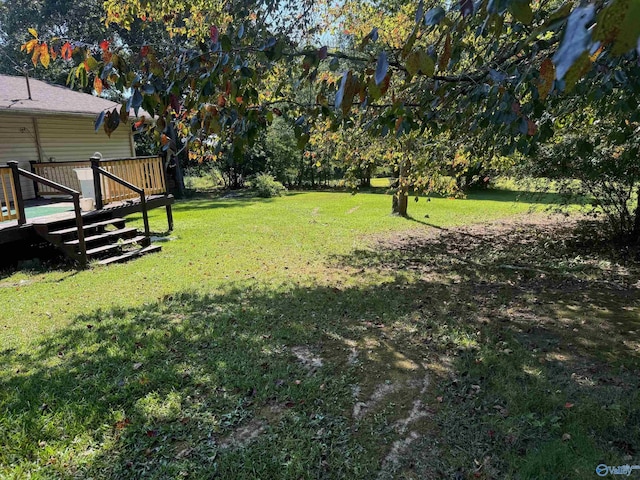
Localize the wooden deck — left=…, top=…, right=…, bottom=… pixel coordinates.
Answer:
left=0, top=194, right=173, bottom=246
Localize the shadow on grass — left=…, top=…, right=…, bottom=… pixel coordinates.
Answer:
left=1, top=216, right=639, bottom=479
left=357, top=186, right=586, bottom=207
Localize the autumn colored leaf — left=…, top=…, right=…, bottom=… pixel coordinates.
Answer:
left=28, top=28, right=38, bottom=38
left=31, top=45, right=41, bottom=67
left=210, top=25, right=219, bottom=43
left=49, top=46, right=57, bottom=61
left=94, top=77, right=103, bottom=95
left=21, top=39, right=38, bottom=54
left=99, top=39, right=110, bottom=52
left=38, top=43, right=50, bottom=68
left=438, top=34, right=452, bottom=72
left=537, top=58, right=555, bottom=101
left=140, top=45, right=149, bottom=57
left=134, top=116, right=146, bottom=129
left=115, top=418, right=131, bottom=429
left=61, top=42, right=72, bottom=61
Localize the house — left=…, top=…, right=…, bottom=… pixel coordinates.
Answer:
left=0, top=74, right=173, bottom=267
left=0, top=73, right=141, bottom=199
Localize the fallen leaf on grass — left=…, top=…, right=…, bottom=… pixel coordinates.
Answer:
left=562, top=433, right=571, bottom=441
left=115, top=418, right=132, bottom=429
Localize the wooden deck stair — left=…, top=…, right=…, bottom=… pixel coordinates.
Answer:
left=34, top=214, right=161, bottom=266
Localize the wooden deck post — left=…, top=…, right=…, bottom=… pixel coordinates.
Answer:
left=8, top=162, right=27, bottom=225
left=29, top=161, right=40, bottom=198
left=90, top=154, right=103, bottom=210
left=166, top=204, right=174, bottom=231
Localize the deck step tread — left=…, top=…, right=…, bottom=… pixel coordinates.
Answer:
left=49, top=218, right=126, bottom=236
left=98, top=245, right=162, bottom=265
left=64, top=227, right=137, bottom=246
left=85, top=235, right=148, bottom=256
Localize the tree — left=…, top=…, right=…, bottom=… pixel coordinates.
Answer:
left=18, top=0, right=640, bottom=218
left=522, top=55, right=640, bottom=242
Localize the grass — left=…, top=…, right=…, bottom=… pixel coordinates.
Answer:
left=1, top=188, right=638, bottom=479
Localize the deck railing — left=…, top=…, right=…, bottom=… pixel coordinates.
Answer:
left=32, top=161, right=88, bottom=196
left=31, top=156, right=166, bottom=205
left=8, top=162, right=88, bottom=267
left=100, top=157, right=166, bottom=204
left=0, top=166, right=20, bottom=222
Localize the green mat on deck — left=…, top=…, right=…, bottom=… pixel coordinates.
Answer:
left=25, top=205, right=73, bottom=219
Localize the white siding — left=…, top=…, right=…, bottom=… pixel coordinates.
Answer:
left=0, top=114, right=38, bottom=199
left=0, top=113, right=134, bottom=200
left=37, top=116, right=134, bottom=162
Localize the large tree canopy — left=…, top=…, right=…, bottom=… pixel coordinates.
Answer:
left=15, top=0, right=640, bottom=216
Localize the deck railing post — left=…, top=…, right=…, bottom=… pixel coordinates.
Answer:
left=8, top=162, right=26, bottom=225
left=139, top=191, right=150, bottom=238
left=90, top=154, right=103, bottom=210
left=29, top=161, right=40, bottom=198
left=71, top=192, right=87, bottom=268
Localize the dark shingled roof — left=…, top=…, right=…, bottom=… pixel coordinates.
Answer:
left=0, top=74, right=148, bottom=118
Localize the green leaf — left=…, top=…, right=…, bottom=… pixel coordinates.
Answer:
left=509, top=0, right=533, bottom=25
left=424, top=7, right=445, bottom=26
left=552, top=5, right=595, bottom=80
left=85, top=55, right=99, bottom=71
left=375, top=51, right=388, bottom=86
left=406, top=50, right=434, bottom=77
left=335, top=71, right=348, bottom=110
left=94, top=111, right=105, bottom=132
left=593, top=0, right=640, bottom=56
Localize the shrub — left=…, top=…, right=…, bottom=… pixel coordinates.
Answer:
left=252, top=173, right=287, bottom=198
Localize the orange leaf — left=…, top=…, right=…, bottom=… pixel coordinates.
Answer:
left=99, top=40, right=110, bottom=52
left=31, top=45, right=41, bottom=66
left=94, top=77, right=103, bottom=95
left=49, top=46, right=57, bottom=61
left=537, top=58, right=555, bottom=101
left=235, top=96, right=243, bottom=104
left=22, top=39, right=39, bottom=54
left=438, top=34, right=452, bottom=72
left=140, top=45, right=149, bottom=57
left=39, top=43, right=50, bottom=68
left=61, top=42, right=72, bottom=61
left=134, top=116, right=146, bottom=129
left=161, top=134, right=169, bottom=145
left=115, top=418, right=131, bottom=429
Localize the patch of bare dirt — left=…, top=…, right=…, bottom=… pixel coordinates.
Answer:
left=290, top=345, right=323, bottom=372
left=218, top=418, right=266, bottom=450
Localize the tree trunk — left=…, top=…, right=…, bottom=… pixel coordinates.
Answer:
left=392, top=160, right=408, bottom=216
left=633, top=185, right=640, bottom=242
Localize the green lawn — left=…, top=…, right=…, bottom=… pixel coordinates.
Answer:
left=1, top=189, right=638, bottom=479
